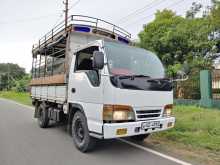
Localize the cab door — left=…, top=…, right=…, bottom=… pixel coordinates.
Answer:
left=68, top=44, right=104, bottom=134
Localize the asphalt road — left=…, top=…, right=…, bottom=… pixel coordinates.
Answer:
left=0, top=99, right=186, bottom=165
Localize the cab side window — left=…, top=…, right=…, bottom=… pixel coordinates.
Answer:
left=75, top=46, right=99, bottom=71
left=75, top=46, right=100, bottom=87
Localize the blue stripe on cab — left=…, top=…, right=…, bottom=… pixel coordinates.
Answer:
left=74, top=26, right=91, bottom=32
left=118, top=36, right=130, bottom=44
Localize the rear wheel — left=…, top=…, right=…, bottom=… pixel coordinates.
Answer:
left=130, top=134, right=150, bottom=142
left=38, top=103, right=49, bottom=128
left=72, top=111, right=96, bottom=152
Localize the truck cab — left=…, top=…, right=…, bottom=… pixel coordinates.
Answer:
left=68, top=39, right=174, bottom=139
left=30, top=15, right=175, bottom=152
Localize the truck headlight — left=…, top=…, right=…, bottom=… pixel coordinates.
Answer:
left=103, top=105, right=135, bottom=122
left=163, top=104, right=173, bottom=117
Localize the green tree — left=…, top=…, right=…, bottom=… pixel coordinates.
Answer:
left=13, top=74, right=31, bottom=92
left=0, top=63, right=26, bottom=90
left=138, top=9, right=217, bottom=77
left=139, top=10, right=185, bottom=66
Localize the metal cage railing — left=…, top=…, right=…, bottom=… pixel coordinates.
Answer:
left=32, top=15, right=131, bottom=51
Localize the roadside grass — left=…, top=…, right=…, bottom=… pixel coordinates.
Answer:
left=147, top=105, right=220, bottom=164
left=153, top=105, right=220, bottom=152
left=0, top=91, right=32, bottom=106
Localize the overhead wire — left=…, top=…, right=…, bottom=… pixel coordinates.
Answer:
left=124, top=0, right=186, bottom=28
left=116, top=0, right=164, bottom=24
left=69, top=0, right=81, bottom=11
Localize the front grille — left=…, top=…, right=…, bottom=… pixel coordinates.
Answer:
left=135, top=109, right=162, bottom=120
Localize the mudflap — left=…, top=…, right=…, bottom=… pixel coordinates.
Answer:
left=34, top=106, right=39, bottom=118
left=34, top=101, right=40, bottom=118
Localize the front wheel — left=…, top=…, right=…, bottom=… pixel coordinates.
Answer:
left=130, top=134, right=150, bottom=142
left=72, top=111, right=96, bottom=152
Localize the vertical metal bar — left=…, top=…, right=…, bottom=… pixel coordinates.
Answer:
left=63, top=51, right=66, bottom=74
left=31, top=56, right=34, bottom=79
left=95, top=19, right=98, bottom=30
left=31, top=45, right=34, bottom=79
left=52, top=29, right=54, bottom=41
left=51, top=48, right=54, bottom=76
left=38, top=40, right=40, bottom=49
left=34, top=57, right=37, bottom=78
left=64, top=34, right=68, bottom=75
left=52, top=57, right=54, bottom=76
left=44, top=51, right=47, bottom=77
left=33, top=57, right=35, bottom=78
left=44, top=35, right=47, bottom=47
left=38, top=54, right=42, bottom=78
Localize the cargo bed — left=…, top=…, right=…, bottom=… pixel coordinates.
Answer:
left=31, top=85, right=67, bottom=104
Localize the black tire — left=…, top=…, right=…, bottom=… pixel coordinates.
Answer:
left=72, top=111, right=96, bottom=152
left=130, top=134, right=150, bottom=142
left=38, top=103, right=49, bottom=128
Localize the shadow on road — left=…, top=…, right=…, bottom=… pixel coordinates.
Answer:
left=47, top=121, right=145, bottom=153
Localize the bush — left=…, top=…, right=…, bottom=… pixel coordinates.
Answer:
left=13, top=75, right=31, bottom=92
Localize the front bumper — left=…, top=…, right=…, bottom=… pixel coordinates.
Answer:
left=103, top=117, right=175, bottom=139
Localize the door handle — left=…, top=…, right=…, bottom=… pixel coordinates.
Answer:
left=71, top=88, right=76, bottom=93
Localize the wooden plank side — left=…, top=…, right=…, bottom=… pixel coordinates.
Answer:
left=30, top=74, right=66, bottom=86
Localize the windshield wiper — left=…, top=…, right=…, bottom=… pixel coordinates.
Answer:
left=118, top=74, right=151, bottom=80
left=147, top=78, right=170, bottom=82
left=131, top=75, right=150, bottom=78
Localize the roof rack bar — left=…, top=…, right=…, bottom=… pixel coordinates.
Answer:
left=72, top=15, right=131, bottom=37
left=33, top=15, right=131, bottom=51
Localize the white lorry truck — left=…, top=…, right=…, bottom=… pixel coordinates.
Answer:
left=31, top=15, right=175, bottom=152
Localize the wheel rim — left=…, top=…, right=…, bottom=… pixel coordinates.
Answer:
left=74, top=118, right=85, bottom=143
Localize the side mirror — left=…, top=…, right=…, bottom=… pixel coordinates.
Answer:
left=174, top=70, right=188, bottom=81
left=93, top=51, right=104, bottom=70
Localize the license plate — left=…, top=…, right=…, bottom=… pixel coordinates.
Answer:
left=141, top=121, right=160, bottom=129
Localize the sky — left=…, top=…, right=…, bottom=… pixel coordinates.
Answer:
left=0, top=0, right=212, bottom=72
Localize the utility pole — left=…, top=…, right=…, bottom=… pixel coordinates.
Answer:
left=64, top=0, right=69, bottom=32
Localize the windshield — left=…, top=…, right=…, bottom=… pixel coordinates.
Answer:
left=104, top=41, right=165, bottom=78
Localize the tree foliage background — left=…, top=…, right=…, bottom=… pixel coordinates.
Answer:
left=139, top=1, right=220, bottom=77
left=0, top=63, right=30, bottom=92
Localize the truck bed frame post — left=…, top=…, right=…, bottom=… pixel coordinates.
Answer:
left=38, top=54, right=42, bottom=78
left=44, top=50, right=47, bottom=77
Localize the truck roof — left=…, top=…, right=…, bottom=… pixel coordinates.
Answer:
left=32, top=15, right=131, bottom=56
